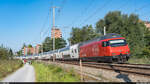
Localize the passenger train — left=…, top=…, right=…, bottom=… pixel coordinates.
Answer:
left=17, top=33, right=130, bottom=63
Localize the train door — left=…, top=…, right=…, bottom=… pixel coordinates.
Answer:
left=73, top=48, right=78, bottom=58
left=70, top=49, right=74, bottom=58
left=70, top=44, right=79, bottom=59
left=70, top=47, right=73, bottom=58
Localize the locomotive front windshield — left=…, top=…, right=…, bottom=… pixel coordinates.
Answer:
left=109, top=39, right=126, bottom=47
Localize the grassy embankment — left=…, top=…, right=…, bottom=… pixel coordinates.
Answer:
left=127, top=56, right=150, bottom=64
left=33, top=61, right=80, bottom=82
left=0, top=60, right=23, bottom=80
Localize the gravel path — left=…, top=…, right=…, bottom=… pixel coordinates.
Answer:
left=2, top=63, right=35, bottom=82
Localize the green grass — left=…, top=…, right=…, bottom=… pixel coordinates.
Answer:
left=0, top=59, right=23, bottom=80
left=33, top=61, right=80, bottom=82
left=127, top=56, right=150, bottom=64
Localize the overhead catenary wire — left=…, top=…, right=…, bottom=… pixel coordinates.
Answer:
left=134, top=3, right=150, bottom=19
left=140, top=13, right=150, bottom=22
left=133, top=3, right=150, bottom=13
left=31, top=10, right=50, bottom=47
left=62, top=0, right=111, bottom=46
left=115, top=1, right=150, bottom=22
left=33, top=0, right=150, bottom=48
left=55, top=0, right=67, bottom=23
left=40, top=11, right=51, bottom=38
left=31, top=0, right=53, bottom=47
left=130, top=2, right=150, bottom=21
left=69, top=0, right=95, bottom=27
left=61, top=0, right=96, bottom=43
left=41, top=0, right=53, bottom=38
left=42, top=26, right=52, bottom=39
left=78, top=0, right=113, bottom=27
left=116, top=0, right=129, bottom=10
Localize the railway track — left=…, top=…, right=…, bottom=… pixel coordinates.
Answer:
left=55, top=61, right=150, bottom=77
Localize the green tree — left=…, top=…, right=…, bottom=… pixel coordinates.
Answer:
left=144, top=29, right=150, bottom=46
left=8, top=49, right=13, bottom=58
left=69, top=25, right=100, bottom=45
left=68, top=27, right=82, bottom=45
left=96, top=11, right=147, bottom=57
left=0, top=45, right=12, bottom=59
left=42, top=37, right=53, bottom=52
left=22, top=43, right=27, bottom=49
left=28, top=44, right=33, bottom=48
left=55, top=38, right=67, bottom=49
left=42, top=37, right=67, bottom=52
left=142, top=29, right=150, bottom=58
left=16, top=50, right=22, bottom=56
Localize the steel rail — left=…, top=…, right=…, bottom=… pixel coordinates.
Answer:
left=56, top=61, right=150, bottom=77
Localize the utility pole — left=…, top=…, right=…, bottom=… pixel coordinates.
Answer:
left=51, top=6, right=59, bottom=62
left=80, top=59, right=83, bottom=82
left=52, top=6, right=59, bottom=51
left=104, top=26, right=106, bottom=35
left=52, top=6, right=55, bottom=51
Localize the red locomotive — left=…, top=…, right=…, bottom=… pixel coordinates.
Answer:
left=79, top=33, right=130, bottom=63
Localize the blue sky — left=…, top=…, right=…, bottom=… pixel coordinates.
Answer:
left=0, top=0, right=150, bottom=52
